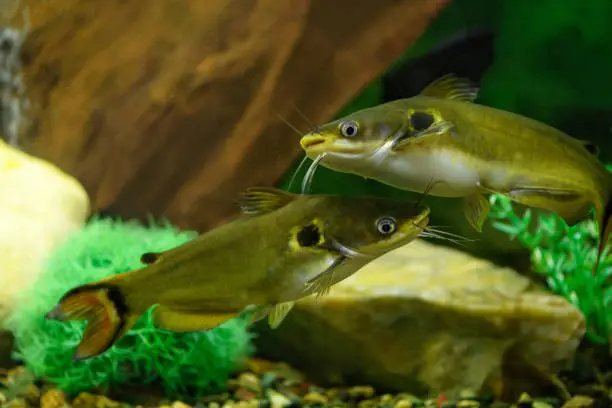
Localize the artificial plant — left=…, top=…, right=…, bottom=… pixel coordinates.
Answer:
left=488, top=187, right=612, bottom=345
left=4, top=216, right=254, bottom=400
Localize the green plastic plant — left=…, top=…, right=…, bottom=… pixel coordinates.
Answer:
left=488, top=180, right=612, bottom=345
left=4, top=216, right=254, bottom=400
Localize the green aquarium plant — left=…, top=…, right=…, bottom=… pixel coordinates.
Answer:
left=4, top=216, right=254, bottom=400
left=488, top=180, right=612, bottom=346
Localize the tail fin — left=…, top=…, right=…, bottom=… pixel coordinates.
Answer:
left=593, top=196, right=612, bottom=276
left=45, top=283, right=136, bottom=361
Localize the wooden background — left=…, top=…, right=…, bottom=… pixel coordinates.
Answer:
left=15, top=0, right=449, bottom=231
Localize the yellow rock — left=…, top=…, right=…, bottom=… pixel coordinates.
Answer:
left=254, top=240, right=586, bottom=399
left=0, top=139, right=90, bottom=324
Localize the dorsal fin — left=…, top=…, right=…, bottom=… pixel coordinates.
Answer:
left=140, top=252, right=162, bottom=265
left=579, top=139, right=599, bottom=156
left=237, top=187, right=297, bottom=215
left=420, top=73, right=479, bottom=102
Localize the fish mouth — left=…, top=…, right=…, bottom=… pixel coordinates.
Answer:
left=300, top=134, right=367, bottom=157
left=400, top=215, right=429, bottom=239
left=415, top=215, right=430, bottom=233
left=300, top=135, right=327, bottom=150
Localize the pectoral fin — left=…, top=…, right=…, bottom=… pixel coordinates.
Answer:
left=247, top=305, right=274, bottom=324
left=463, top=194, right=491, bottom=232
left=268, top=301, right=295, bottom=329
left=303, top=255, right=347, bottom=298
left=152, top=305, right=240, bottom=332
left=391, top=121, right=454, bottom=151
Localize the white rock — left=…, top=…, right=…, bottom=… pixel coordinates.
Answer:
left=0, top=140, right=90, bottom=323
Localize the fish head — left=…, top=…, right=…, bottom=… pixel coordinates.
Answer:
left=317, top=196, right=431, bottom=258
left=299, top=104, right=406, bottom=160
left=300, top=73, right=482, bottom=165
left=299, top=100, right=456, bottom=172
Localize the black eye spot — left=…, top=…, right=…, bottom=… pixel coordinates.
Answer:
left=410, top=111, right=435, bottom=132
left=297, top=224, right=321, bottom=247
left=582, top=141, right=599, bottom=156
left=339, top=120, right=359, bottom=138
left=376, top=217, right=397, bottom=235
left=140, top=252, right=159, bottom=265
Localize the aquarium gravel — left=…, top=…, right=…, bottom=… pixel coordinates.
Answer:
left=4, top=216, right=254, bottom=400
left=0, top=355, right=609, bottom=408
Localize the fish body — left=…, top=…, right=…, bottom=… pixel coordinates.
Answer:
left=300, top=74, right=612, bottom=274
left=46, top=187, right=429, bottom=360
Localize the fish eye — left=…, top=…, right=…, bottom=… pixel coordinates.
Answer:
left=339, top=120, right=359, bottom=138
left=375, top=217, right=397, bottom=235
left=297, top=224, right=322, bottom=247
left=409, top=111, right=435, bottom=132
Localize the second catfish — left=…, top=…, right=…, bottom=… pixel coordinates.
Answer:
left=46, top=187, right=430, bottom=360
left=300, top=74, right=612, bottom=275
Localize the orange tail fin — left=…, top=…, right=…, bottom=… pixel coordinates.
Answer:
left=45, top=283, right=136, bottom=361
left=594, top=197, right=612, bottom=276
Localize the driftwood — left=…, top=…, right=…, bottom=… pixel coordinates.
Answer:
left=17, top=0, right=449, bottom=230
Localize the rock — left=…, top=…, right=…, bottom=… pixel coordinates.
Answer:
left=10, top=0, right=449, bottom=232
left=0, top=139, right=89, bottom=325
left=253, top=240, right=585, bottom=399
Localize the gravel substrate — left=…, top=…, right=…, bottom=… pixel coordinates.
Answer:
left=0, top=352, right=609, bottom=408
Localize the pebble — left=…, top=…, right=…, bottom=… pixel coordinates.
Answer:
left=560, top=395, right=594, bottom=408
left=238, top=373, right=262, bottom=394
left=24, top=384, right=40, bottom=406
left=235, top=388, right=257, bottom=401
left=396, top=393, right=422, bottom=404
left=302, top=391, right=328, bottom=405
left=40, top=389, right=66, bottom=408
left=532, top=401, right=554, bottom=408
left=394, top=400, right=414, bottom=408
left=348, top=386, right=375, bottom=400
left=5, top=398, right=27, bottom=408
left=460, top=389, right=479, bottom=400
left=172, top=402, right=193, bottom=408
left=266, top=389, right=291, bottom=408
left=72, top=392, right=121, bottom=408
left=260, top=373, right=279, bottom=391
left=358, top=399, right=378, bottom=408
left=457, top=400, right=481, bottom=408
